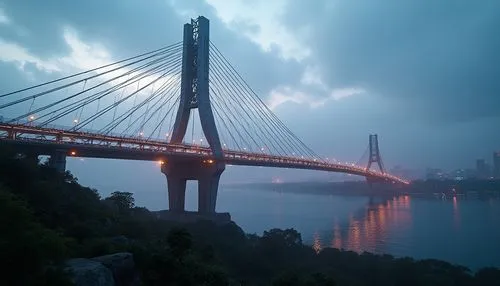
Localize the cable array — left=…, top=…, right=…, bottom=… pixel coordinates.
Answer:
left=0, top=42, right=183, bottom=141
left=208, top=42, right=322, bottom=160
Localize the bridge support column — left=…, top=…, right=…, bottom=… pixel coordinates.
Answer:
left=166, top=176, right=187, bottom=213
left=49, top=149, right=66, bottom=173
left=161, top=158, right=225, bottom=214
left=198, top=173, right=222, bottom=213
left=7, top=130, right=15, bottom=139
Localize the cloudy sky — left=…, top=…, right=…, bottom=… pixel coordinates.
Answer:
left=0, top=0, right=499, bottom=207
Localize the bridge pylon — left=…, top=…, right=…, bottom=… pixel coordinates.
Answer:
left=161, top=16, right=225, bottom=214
left=366, top=134, right=385, bottom=174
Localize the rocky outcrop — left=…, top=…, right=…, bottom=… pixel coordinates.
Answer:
left=91, top=252, right=139, bottom=286
left=66, top=258, right=114, bottom=286
left=66, top=252, right=139, bottom=286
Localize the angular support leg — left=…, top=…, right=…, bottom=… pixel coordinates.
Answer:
left=198, top=173, right=221, bottom=214
left=166, top=176, right=187, bottom=213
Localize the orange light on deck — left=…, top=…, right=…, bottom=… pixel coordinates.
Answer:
left=158, top=160, right=166, bottom=165
left=70, top=151, right=76, bottom=156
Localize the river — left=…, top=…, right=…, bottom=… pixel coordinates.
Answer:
left=211, top=184, right=500, bottom=271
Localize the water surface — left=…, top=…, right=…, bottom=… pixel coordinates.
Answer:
left=213, top=185, right=500, bottom=270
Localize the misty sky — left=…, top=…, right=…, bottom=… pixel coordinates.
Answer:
left=0, top=0, right=499, bottom=207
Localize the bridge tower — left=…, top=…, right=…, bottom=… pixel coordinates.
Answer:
left=161, top=16, right=225, bottom=215
left=366, top=134, right=385, bottom=174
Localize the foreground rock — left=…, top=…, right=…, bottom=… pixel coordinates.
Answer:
left=66, top=252, right=139, bottom=286
left=92, top=252, right=139, bottom=286
left=66, top=258, right=114, bottom=286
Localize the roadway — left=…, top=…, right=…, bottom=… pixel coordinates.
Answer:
left=0, top=123, right=410, bottom=184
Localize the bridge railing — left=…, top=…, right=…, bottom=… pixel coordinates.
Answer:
left=0, top=121, right=409, bottom=184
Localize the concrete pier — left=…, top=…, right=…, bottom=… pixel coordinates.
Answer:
left=161, top=158, right=225, bottom=214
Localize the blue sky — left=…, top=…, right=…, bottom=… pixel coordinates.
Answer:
left=0, top=0, right=499, bottom=206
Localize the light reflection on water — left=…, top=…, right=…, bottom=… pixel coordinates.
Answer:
left=323, top=195, right=412, bottom=254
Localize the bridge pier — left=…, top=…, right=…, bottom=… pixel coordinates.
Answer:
left=48, top=149, right=67, bottom=173
left=161, top=158, right=225, bottom=214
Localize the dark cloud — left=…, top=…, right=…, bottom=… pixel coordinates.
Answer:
left=3, top=0, right=184, bottom=57
left=284, top=0, right=500, bottom=122
left=2, top=0, right=301, bottom=98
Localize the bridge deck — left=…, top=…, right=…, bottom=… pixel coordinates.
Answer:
left=0, top=123, right=409, bottom=184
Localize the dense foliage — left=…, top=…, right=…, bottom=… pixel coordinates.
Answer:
left=1, top=146, right=499, bottom=285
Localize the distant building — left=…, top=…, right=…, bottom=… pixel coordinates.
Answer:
left=451, top=169, right=466, bottom=181
left=426, top=168, right=448, bottom=180
left=494, top=152, right=500, bottom=179
left=476, top=159, right=490, bottom=179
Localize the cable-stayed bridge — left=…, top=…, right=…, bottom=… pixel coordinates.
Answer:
left=0, top=16, right=409, bottom=214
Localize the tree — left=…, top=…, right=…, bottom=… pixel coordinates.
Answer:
left=262, top=228, right=303, bottom=248
left=105, top=191, right=135, bottom=212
